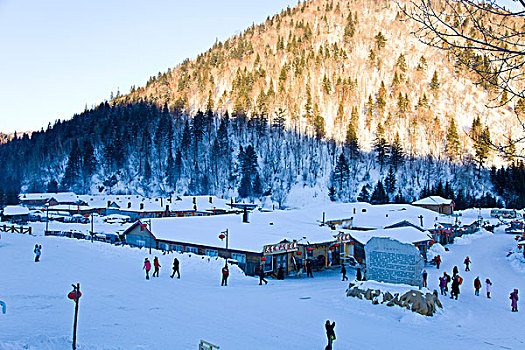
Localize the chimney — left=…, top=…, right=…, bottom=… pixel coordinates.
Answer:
left=140, top=203, right=144, bottom=210
left=107, top=200, right=111, bottom=207
left=161, top=198, right=163, bottom=207
left=166, top=205, right=169, bottom=212
left=127, top=202, right=131, bottom=208
left=209, top=196, right=212, bottom=203
left=193, top=197, right=196, bottom=204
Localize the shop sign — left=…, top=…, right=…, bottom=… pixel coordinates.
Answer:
left=336, top=233, right=353, bottom=243
left=264, top=241, right=298, bottom=255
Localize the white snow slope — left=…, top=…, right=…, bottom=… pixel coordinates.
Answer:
left=1, top=228, right=524, bottom=349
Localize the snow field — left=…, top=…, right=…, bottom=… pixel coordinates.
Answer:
left=1, top=226, right=525, bottom=349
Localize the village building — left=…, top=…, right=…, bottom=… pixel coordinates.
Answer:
left=0, top=205, right=30, bottom=223
left=19, top=192, right=86, bottom=209
left=335, top=226, right=433, bottom=263
left=412, top=196, right=454, bottom=215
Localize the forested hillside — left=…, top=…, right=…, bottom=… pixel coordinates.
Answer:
left=1, top=0, right=525, bottom=208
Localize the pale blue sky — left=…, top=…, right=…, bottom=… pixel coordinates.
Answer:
left=0, top=0, right=296, bottom=133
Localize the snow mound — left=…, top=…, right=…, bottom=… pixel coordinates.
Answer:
left=427, top=243, right=447, bottom=261
left=507, top=249, right=525, bottom=274
left=453, top=229, right=492, bottom=246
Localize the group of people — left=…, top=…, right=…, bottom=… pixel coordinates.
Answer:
left=432, top=255, right=518, bottom=312
left=143, top=257, right=180, bottom=280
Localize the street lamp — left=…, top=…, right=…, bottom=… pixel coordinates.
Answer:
left=219, top=229, right=229, bottom=261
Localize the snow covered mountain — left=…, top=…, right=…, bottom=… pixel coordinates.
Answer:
left=2, top=0, right=523, bottom=206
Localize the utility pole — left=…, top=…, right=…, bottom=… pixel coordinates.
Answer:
left=45, top=203, right=49, bottom=233
left=90, top=212, right=94, bottom=243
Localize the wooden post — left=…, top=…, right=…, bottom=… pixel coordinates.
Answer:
left=72, top=283, right=80, bottom=350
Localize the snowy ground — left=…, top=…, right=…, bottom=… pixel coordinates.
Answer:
left=1, top=227, right=525, bottom=349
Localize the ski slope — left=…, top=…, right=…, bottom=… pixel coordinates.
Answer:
left=1, top=228, right=524, bottom=349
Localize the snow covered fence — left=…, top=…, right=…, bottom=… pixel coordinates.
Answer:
left=346, top=282, right=442, bottom=316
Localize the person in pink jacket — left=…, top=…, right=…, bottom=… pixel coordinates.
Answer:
left=143, top=258, right=152, bottom=280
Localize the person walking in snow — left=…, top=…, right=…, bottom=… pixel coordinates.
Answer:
left=258, top=265, right=268, bottom=285
left=510, top=289, right=519, bottom=312
left=464, top=256, right=471, bottom=271
left=356, top=267, right=362, bottom=281
left=451, top=274, right=462, bottom=300
left=221, top=264, right=229, bottom=286
left=152, top=257, right=161, bottom=277
left=474, top=277, right=481, bottom=296
left=33, top=244, right=41, bottom=262
left=325, top=320, right=336, bottom=350
left=143, top=258, right=151, bottom=280
left=170, top=257, right=180, bottom=279
left=486, top=278, right=492, bottom=298
left=422, top=269, right=428, bottom=288
left=453, top=265, right=459, bottom=277
left=341, top=264, right=348, bottom=281
left=435, top=254, right=441, bottom=269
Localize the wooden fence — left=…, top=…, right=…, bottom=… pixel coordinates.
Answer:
left=0, top=224, right=32, bottom=235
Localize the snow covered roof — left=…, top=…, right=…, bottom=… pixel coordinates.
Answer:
left=412, top=196, right=453, bottom=206
left=341, top=227, right=432, bottom=245
left=19, top=192, right=84, bottom=204
left=2, top=205, right=30, bottom=216
left=328, top=203, right=449, bottom=231
left=125, top=210, right=338, bottom=253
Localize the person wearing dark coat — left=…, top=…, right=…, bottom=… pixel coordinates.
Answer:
left=453, top=265, right=459, bottom=277
left=306, top=260, right=313, bottom=278
left=341, top=265, right=348, bottom=281
left=356, top=267, right=362, bottom=281
left=34, top=244, right=42, bottom=262
left=170, top=257, right=180, bottom=278
left=325, top=320, right=336, bottom=350
left=277, top=266, right=284, bottom=280
left=474, top=277, right=481, bottom=296
left=258, top=266, right=268, bottom=285
left=510, top=289, right=519, bottom=312
left=152, top=257, right=161, bottom=277
left=451, top=275, right=461, bottom=300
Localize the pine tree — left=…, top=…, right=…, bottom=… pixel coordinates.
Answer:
left=384, top=167, right=397, bottom=194
left=430, top=70, right=440, bottom=90
left=445, top=118, right=460, bottom=159
left=62, top=140, right=82, bottom=190
left=331, top=152, right=350, bottom=192
left=373, top=123, right=388, bottom=170
left=375, top=32, right=387, bottom=50
left=357, top=184, right=371, bottom=202
left=389, top=133, right=405, bottom=169
left=371, top=181, right=389, bottom=204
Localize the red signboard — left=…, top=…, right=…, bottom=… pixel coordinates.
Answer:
left=336, top=233, right=353, bottom=243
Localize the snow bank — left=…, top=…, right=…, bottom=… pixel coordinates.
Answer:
left=453, top=229, right=492, bottom=245
left=507, top=249, right=525, bottom=274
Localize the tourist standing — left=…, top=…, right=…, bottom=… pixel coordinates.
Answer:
left=474, top=277, right=481, bottom=296
left=33, top=244, right=42, bottom=262
left=221, top=264, right=229, bottom=286
left=510, top=289, right=519, bottom=312
left=422, top=269, right=428, bottom=288
left=325, top=320, right=336, bottom=350
left=486, top=278, right=492, bottom=298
